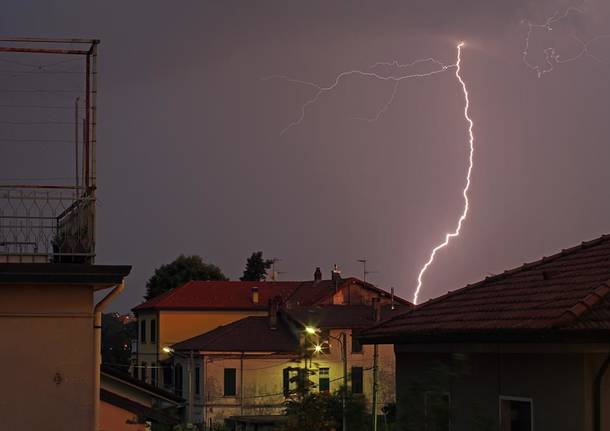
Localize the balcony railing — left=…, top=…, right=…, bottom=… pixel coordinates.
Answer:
left=0, top=185, right=95, bottom=263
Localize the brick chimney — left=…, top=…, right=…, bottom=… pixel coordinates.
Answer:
left=314, top=267, right=322, bottom=282
left=251, top=286, right=259, bottom=304
left=331, top=264, right=341, bottom=283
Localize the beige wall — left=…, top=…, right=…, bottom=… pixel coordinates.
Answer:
left=189, top=328, right=395, bottom=426
left=0, top=284, right=95, bottom=431
left=100, top=401, right=146, bottom=431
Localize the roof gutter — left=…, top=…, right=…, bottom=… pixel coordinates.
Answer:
left=93, top=281, right=125, bottom=431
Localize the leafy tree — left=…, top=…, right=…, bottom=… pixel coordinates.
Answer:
left=145, top=255, right=227, bottom=300
left=240, top=251, right=273, bottom=281
left=101, top=313, right=136, bottom=367
left=283, top=389, right=370, bottom=431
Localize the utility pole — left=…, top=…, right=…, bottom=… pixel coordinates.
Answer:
left=372, top=299, right=381, bottom=431
left=341, top=332, right=347, bottom=431
left=188, top=351, right=194, bottom=426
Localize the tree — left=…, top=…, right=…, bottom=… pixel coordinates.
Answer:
left=240, top=251, right=273, bottom=281
left=145, top=255, right=227, bottom=300
left=283, top=389, right=370, bottom=431
left=101, top=313, right=136, bottom=367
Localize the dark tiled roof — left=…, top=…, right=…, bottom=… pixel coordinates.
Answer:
left=100, top=389, right=181, bottom=426
left=362, top=234, right=610, bottom=343
left=101, top=364, right=183, bottom=403
left=285, top=304, right=409, bottom=329
left=133, top=277, right=410, bottom=312
left=171, top=316, right=299, bottom=352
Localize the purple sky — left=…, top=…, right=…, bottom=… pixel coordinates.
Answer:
left=3, top=0, right=610, bottom=311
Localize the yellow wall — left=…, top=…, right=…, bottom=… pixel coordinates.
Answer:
left=0, top=283, right=95, bottom=430
left=135, top=309, right=268, bottom=386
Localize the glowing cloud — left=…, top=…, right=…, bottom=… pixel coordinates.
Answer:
left=269, top=42, right=475, bottom=305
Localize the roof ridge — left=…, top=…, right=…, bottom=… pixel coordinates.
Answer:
left=411, top=233, right=610, bottom=312
left=552, top=281, right=610, bottom=328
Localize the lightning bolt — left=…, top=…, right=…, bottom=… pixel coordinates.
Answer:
left=269, top=42, right=475, bottom=305
left=523, top=6, right=610, bottom=77
left=413, top=42, right=473, bottom=305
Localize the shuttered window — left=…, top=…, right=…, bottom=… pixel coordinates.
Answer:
left=224, top=368, right=236, bottom=396
left=351, top=367, right=363, bottom=394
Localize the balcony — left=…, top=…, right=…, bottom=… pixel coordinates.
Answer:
left=0, top=38, right=98, bottom=264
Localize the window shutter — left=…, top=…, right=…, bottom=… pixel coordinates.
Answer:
left=283, top=368, right=290, bottom=397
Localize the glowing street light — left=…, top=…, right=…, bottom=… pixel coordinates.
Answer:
left=305, top=326, right=318, bottom=335
left=313, top=344, right=323, bottom=354
left=162, top=346, right=174, bottom=354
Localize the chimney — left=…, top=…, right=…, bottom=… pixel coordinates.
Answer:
left=268, top=298, right=279, bottom=329
left=251, top=286, right=259, bottom=304
left=314, top=267, right=322, bottom=282
left=390, top=287, right=395, bottom=310
left=331, top=264, right=341, bottom=283
left=372, top=297, right=381, bottom=322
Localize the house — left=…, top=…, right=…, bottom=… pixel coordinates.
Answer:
left=100, top=365, right=183, bottom=430
left=132, top=266, right=405, bottom=391
left=361, top=234, right=610, bottom=431
left=0, top=263, right=131, bottom=431
left=168, top=291, right=409, bottom=428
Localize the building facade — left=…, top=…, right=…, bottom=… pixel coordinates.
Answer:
left=0, top=264, right=130, bottom=431
left=362, top=234, right=610, bottom=431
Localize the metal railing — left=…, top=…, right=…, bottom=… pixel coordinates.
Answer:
left=0, top=38, right=98, bottom=264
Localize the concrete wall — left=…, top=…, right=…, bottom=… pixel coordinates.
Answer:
left=0, top=284, right=95, bottom=430
left=394, top=343, right=610, bottom=431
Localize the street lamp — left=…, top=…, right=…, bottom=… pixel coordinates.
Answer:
left=305, top=327, right=348, bottom=431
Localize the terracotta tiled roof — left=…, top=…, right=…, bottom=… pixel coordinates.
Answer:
left=171, top=316, right=299, bottom=353
left=362, top=234, right=610, bottom=343
left=133, top=277, right=410, bottom=312
left=133, top=281, right=300, bottom=311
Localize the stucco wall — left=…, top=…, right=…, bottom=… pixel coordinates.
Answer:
left=0, top=284, right=95, bottom=430
left=394, top=345, right=610, bottom=431
left=100, top=400, right=147, bottom=431
left=190, top=330, right=396, bottom=426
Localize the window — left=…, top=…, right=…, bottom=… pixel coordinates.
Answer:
left=150, top=319, right=157, bottom=343
left=140, top=320, right=146, bottom=344
left=224, top=368, right=237, bottom=396
left=283, top=367, right=300, bottom=397
left=151, top=362, right=157, bottom=386
left=351, top=331, right=363, bottom=353
left=174, top=364, right=183, bottom=397
left=319, top=368, right=330, bottom=393
left=141, top=362, right=147, bottom=383
left=195, top=366, right=201, bottom=395
left=500, top=397, right=533, bottom=431
left=425, top=391, right=451, bottom=431
left=351, top=367, right=363, bottom=394
left=163, top=364, right=173, bottom=389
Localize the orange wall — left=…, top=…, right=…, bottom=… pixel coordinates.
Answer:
left=158, top=309, right=267, bottom=352
left=100, top=401, right=146, bottom=431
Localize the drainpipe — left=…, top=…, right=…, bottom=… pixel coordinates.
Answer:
left=594, top=346, right=610, bottom=431
left=93, top=281, right=125, bottom=431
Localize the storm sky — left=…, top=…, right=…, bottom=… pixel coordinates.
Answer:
left=2, top=0, right=610, bottom=311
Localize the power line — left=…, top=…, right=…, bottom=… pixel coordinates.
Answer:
left=0, top=120, right=73, bottom=125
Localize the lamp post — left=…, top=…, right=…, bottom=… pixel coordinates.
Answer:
left=306, top=326, right=347, bottom=431
left=163, top=346, right=194, bottom=426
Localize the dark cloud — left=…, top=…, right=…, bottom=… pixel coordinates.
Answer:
left=2, top=0, right=610, bottom=310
